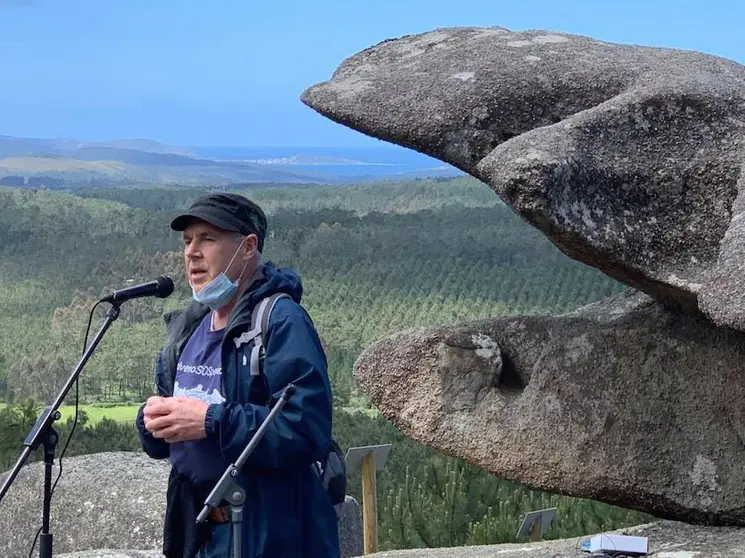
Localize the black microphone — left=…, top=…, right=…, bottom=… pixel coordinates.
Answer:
left=100, top=276, right=174, bottom=304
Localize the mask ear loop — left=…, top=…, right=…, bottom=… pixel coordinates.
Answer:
left=224, top=236, right=253, bottom=281
left=208, top=239, right=253, bottom=330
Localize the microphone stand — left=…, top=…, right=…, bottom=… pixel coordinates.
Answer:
left=0, top=301, right=122, bottom=558
left=197, top=383, right=296, bottom=558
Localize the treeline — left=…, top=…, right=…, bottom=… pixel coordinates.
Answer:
left=0, top=175, right=140, bottom=188
left=73, top=176, right=502, bottom=213
left=0, top=401, right=141, bottom=471
left=0, top=175, right=66, bottom=187
left=0, top=182, right=627, bottom=407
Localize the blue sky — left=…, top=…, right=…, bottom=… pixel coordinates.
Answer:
left=0, top=0, right=742, bottom=147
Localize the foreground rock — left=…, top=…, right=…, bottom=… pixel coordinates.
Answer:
left=57, top=553, right=161, bottom=558
left=302, top=26, right=745, bottom=330
left=365, top=520, right=745, bottom=557
left=51, top=520, right=745, bottom=557
left=51, top=521, right=745, bottom=558
left=354, top=291, right=745, bottom=525
left=0, top=452, right=362, bottom=558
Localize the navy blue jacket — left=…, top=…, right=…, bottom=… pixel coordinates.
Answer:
left=136, top=263, right=340, bottom=557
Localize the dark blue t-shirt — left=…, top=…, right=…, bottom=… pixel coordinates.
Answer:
left=169, top=312, right=228, bottom=484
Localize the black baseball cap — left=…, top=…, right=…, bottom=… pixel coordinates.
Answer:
left=170, top=193, right=268, bottom=251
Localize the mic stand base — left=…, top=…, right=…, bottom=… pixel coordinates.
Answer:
left=228, top=486, right=246, bottom=558
left=196, top=384, right=296, bottom=558
left=40, top=425, right=59, bottom=558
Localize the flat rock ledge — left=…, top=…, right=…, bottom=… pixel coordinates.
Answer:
left=57, top=553, right=162, bottom=558
left=54, top=520, right=745, bottom=558
left=364, top=520, right=745, bottom=558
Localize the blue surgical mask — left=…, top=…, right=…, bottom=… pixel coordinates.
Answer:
left=192, top=241, right=251, bottom=310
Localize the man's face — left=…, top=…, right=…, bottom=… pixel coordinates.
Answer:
left=182, top=220, right=245, bottom=292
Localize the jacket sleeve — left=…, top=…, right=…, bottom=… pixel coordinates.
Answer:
left=204, top=299, right=333, bottom=470
left=136, top=402, right=171, bottom=459
left=135, top=353, right=170, bottom=460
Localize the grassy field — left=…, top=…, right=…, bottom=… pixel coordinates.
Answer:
left=2, top=402, right=377, bottom=426
left=0, top=403, right=139, bottom=425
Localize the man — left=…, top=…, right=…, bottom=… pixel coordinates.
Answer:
left=135, top=193, right=340, bottom=558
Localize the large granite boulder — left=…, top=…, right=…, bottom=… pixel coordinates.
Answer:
left=301, top=26, right=745, bottom=526
left=0, top=452, right=362, bottom=558
left=353, top=291, right=745, bottom=525
left=301, top=26, right=745, bottom=329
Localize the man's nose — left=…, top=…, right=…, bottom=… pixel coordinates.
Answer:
left=185, top=242, right=200, bottom=258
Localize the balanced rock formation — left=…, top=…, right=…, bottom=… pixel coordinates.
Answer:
left=301, top=26, right=745, bottom=525
left=354, top=291, right=745, bottom=524
left=301, top=26, right=745, bottom=329
left=0, top=452, right=363, bottom=558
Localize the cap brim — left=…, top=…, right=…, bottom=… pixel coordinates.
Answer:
left=170, top=209, right=242, bottom=233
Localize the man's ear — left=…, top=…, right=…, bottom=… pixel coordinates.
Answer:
left=243, top=234, right=258, bottom=255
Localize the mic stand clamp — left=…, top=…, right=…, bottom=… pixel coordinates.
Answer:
left=197, top=384, right=296, bottom=558
left=0, top=301, right=122, bottom=558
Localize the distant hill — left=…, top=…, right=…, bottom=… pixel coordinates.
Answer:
left=86, top=138, right=194, bottom=156
left=0, top=135, right=190, bottom=158
left=0, top=155, right=333, bottom=186
left=0, top=135, right=342, bottom=185
left=0, top=135, right=462, bottom=187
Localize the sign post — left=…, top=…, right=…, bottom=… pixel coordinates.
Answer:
left=345, top=444, right=392, bottom=555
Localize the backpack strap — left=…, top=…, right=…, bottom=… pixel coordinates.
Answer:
left=243, top=292, right=348, bottom=510
left=248, top=292, right=292, bottom=377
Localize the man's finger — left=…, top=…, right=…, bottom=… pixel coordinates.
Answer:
left=145, top=396, right=169, bottom=410
left=145, top=399, right=176, bottom=417
left=146, top=414, right=176, bottom=433
left=145, top=397, right=172, bottom=409
left=151, top=424, right=182, bottom=440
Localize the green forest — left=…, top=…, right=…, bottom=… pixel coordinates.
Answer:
left=0, top=177, right=650, bottom=550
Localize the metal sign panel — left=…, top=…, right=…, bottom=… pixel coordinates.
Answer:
left=516, top=507, right=557, bottom=538
left=345, top=444, right=392, bottom=472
